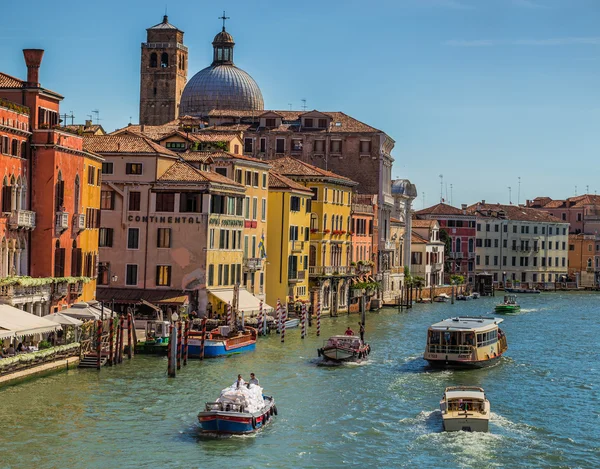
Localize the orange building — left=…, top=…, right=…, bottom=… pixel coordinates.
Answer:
left=0, top=49, right=102, bottom=314
left=568, top=234, right=599, bottom=287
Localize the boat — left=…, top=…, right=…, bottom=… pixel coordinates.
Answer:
left=433, top=293, right=450, bottom=303
left=505, top=287, right=540, bottom=294
left=416, top=297, right=432, bottom=304
left=188, top=325, right=257, bottom=358
left=283, top=318, right=300, bottom=329
left=456, top=294, right=472, bottom=301
left=198, top=383, right=277, bottom=434
left=471, top=292, right=480, bottom=299
left=424, top=316, right=508, bottom=368
left=495, top=295, right=520, bottom=314
left=440, top=386, right=490, bottom=432
left=134, top=320, right=170, bottom=355
left=317, top=335, right=370, bottom=363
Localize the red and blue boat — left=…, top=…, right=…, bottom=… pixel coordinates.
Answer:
left=198, top=393, right=277, bottom=434
left=188, top=326, right=257, bottom=358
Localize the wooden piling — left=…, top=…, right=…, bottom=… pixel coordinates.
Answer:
left=127, top=313, right=132, bottom=360
left=183, top=320, right=189, bottom=366
left=176, top=321, right=182, bottom=370
left=316, top=300, right=321, bottom=337
left=168, top=324, right=177, bottom=378
left=119, top=315, right=125, bottom=363
left=96, top=319, right=103, bottom=370
left=109, top=316, right=114, bottom=366
left=200, top=317, right=207, bottom=360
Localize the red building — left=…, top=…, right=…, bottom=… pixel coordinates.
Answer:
left=415, top=203, right=477, bottom=284
left=0, top=50, right=103, bottom=314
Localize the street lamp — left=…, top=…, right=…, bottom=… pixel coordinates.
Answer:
left=111, top=274, right=118, bottom=283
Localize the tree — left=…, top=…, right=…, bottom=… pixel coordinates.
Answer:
left=449, top=274, right=464, bottom=285
left=439, top=229, right=452, bottom=273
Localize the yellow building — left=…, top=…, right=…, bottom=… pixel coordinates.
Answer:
left=265, top=172, right=313, bottom=308
left=79, top=153, right=103, bottom=302
left=268, top=157, right=358, bottom=315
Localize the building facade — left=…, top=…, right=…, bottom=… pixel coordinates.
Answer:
left=468, top=202, right=569, bottom=285
left=410, top=220, right=445, bottom=287
left=527, top=195, right=600, bottom=235
left=568, top=234, right=599, bottom=287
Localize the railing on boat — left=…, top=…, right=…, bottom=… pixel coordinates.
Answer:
left=427, top=344, right=474, bottom=355
left=205, top=402, right=248, bottom=413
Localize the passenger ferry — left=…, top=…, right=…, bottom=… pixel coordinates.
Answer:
left=424, top=316, right=508, bottom=368
left=188, top=326, right=257, bottom=358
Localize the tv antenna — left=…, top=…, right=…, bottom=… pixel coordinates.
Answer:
left=91, top=109, right=102, bottom=125
left=301, top=99, right=307, bottom=112
left=439, top=174, right=443, bottom=203
left=517, top=176, right=521, bottom=205
left=450, top=184, right=453, bottom=206
left=575, top=185, right=578, bottom=196
left=422, top=191, right=426, bottom=209
left=508, top=186, right=512, bottom=205
left=60, top=111, right=75, bottom=126
left=586, top=185, right=589, bottom=194
left=288, top=103, right=292, bottom=111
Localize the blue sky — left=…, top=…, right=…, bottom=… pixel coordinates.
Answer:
left=1, top=0, right=599, bottom=207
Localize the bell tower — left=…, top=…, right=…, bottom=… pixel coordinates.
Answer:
left=139, top=15, right=187, bottom=126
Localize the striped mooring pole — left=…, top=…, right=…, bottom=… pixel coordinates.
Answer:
left=301, top=303, right=306, bottom=339
left=257, top=301, right=263, bottom=335
left=316, top=300, right=321, bottom=337
left=227, top=302, right=232, bottom=327
left=280, top=303, right=286, bottom=343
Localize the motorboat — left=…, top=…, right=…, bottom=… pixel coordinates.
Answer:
left=440, top=386, right=490, bottom=432
left=198, top=382, right=277, bottom=434
left=284, top=318, right=300, bottom=329
left=433, top=293, right=451, bottom=303
left=495, top=295, right=520, bottom=314
left=188, top=326, right=257, bottom=358
left=471, top=292, right=480, bottom=299
left=317, top=335, right=370, bottom=363
left=456, top=294, right=473, bottom=301
left=134, top=320, right=170, bottom=355
left=505, top=287, right=540, bottom=294
left=424, top=316, right=508, bottom=368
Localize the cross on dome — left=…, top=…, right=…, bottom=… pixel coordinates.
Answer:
left=219, top=11, right=230, bottom=31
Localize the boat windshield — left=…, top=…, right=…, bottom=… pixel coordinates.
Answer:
left=446, top=399, right=485, bottom=412
left=428, top=330, right=475, bottom=347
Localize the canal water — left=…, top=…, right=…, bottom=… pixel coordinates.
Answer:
left=1, top=293, right=599, bottom=468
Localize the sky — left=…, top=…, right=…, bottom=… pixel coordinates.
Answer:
left=1, top=0, right=599, bottom=207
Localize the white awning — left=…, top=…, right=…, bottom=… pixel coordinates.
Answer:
left=46, top=313, right=83, bottom=327
left=0, top=305, right=62, bottom=339
left=208, top=289, right=273, bottom=315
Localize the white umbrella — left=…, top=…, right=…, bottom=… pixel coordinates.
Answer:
left=46, top=313, right=83, bottom=326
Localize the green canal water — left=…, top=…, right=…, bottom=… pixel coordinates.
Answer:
left=1, top=293, right=599, bottom=468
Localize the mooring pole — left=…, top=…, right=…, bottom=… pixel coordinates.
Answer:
left=119, top=315, right=125, bottom=363
left=200, top=317, right=207, bottom=360
left=127, top=312, right=133, bottom=360
left=96, top=319, right=102, bottom=370
left=168, top=324, right=177, bottom=378
left=109, top=315, right=114, bottom=366
left=176, top=321, right=182, bottom=370
left=183, top=320, right=189, bottom=366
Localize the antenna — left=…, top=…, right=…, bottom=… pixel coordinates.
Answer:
left=129, top=116, right=133, bottom=125
left=439, top=174, right=443, bottom=203
left=508, top=186, right=512, bottom=205
left=288, top=103, right=292, bottom=111
left=422, top=192, right=426, bottom=209
left=575, top=185, right=578, bottom=196
left=586, top=185, right=589, bottom=194
left=517, top=176, right=521, bottom=206
left=450, top=184, right=453, bottom=206
left=301, top=99, right=307, bottom=112
left=59, top=111, right=75, bottom=126
left=445, top=182, right=448, bottom=203
left=91, top=109, right=101, bottom=124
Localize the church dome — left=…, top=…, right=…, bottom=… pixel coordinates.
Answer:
left=180, top=26, right=264, bottom=117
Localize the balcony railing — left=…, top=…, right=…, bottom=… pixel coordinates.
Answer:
left=288, top=270, right=306, bottom=283
left=0, top=283, right=51, bottom=299
left=8, top=210, right=36, bottom=230
left=383, top=241, right=395, bottom=250
left=56, top=211, right=68, bottom=231
left=291, top=240, right=304, bottom=252
left=309, top=266, right=356, bottom=276
left=74, top=213, right=85, bottom=232
left=53, top=281, right=69, bottom=299
left=243, top=258, right=263, bottom=272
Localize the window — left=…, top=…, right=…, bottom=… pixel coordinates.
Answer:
left=494, top=224, right=499, bottom=232
left=562, top=228, right=566, bottom=236
left=259, top=138, right=266, bottom=153
left=476, top=223, right=481, bottom=232
left=244, top=138, right=253, bottom=153
left=54, top=244, right=65, bottom=277
left=156, top=265, right=171, bottom=286
left=562, top=257, right=566, bottom=267
left=215, top=167, right=227, bottom=177
left=318, top=118, right=327, bottom=128
left=102, top=162, right=113, bottom=174
left=502, top=256, right=507, bottom=266
left=289, top=225, right=299, bottom=241
left=180, top=192, right=201, bottom=213
left=542, top=257, right=546, bottom=266
left=55, top=174, right=65, bottom=211
left=542, top=226, right=546, bottom=235
left=126, top=265, right=138, bottom=286
left=359, top=140, right=371, bottom=153
left=290, top=196, right=301, bottom=212
left=304, top=118, right=313, bottom=128
left=252, top=197, right=258, bottom=220
left=234, top=169, right=243, bottom=184
left=511, top=257, right=516, bottom=267
left=484, top=255, right=489, bottom=266
left=513, top=225, right=517, bottom=233
left=126, top=163, right=143, bottom=175
left=71, top=246, right=83, bottom=276
left=276, top=138, right=285, bottom=153
left=292, top=139, right=303, bottom=151
left=150, top=52, right=157, bottom=67
left=314, top=140, right=325, bottom=152
left=549, top=227, right=553, bottom=235
left=493, top=256, right=498, bottom=266
left=165, top=142, right=186, bottom=151
left=128, top=191, right=141, bottom=211
left=534, top=226, right=538, bottom=234
left=330, top=140, right=341, bottom=153
left=494, top=239, right=499, bottom=248
left=265, top=118, right=276, bottom=127
left=160, top=52, right=169, bottom=67
left=244, top=196, right=250, bottom=219
left=503, top=239, right=507, bottom=248
left=486, top=224, right=490, bottom=232
left=87, top=167, right=95, bottom=185
left=503, top=224, right=508, bottom=233
left=476, top=239, right=482, bottom=247
left=98, top=262, right=110, bottom=285
left=207, top=265, right=214, bottom=286
left=156, top=192, right=175, bottom=212
left=101, top=190, right=115, bottom=210
left=261, top=198, right=266, bottom=221
left=533, top=257, right=538, bottom=267
left=476, top=255, right=480, bottom=265
left=253, top=172, right=259, bottom=187
left=99, top=228, right=113, bottom=247
left=157, top=228, right=171, bottom=248
left=127, top=228, right=139, bottom=249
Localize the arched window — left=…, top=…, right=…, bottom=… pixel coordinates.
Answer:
left=455, top=237, right=461, bottom=253
left=160, top=53, right=169, bottom=68
left=1, top=176, right=9, bottom=213
left=11, top=139, right=18, bottom=156
left=20, top=142, right=26, bottom=159
left=309, top=245, right=316, bottom=266
left=588, top=258, right=593, bottom=268
left=74, top=175, right=80, bottom=214
left=323, top=214, right=327, bottom=232
left=310, top=213, right=318, bottom=231
left=468, top=238, right=474, bottom=253
left=54, top=239, right=65, bottom=277
left=150, top=53, right=157, bottom=68
left=55, top=171, right=64, bottom=211
left=71, top=240, right=82, bottom=276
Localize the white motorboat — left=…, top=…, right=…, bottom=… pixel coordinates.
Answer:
left=317, top=335, right=370, bottom=363
left=440, top=386, right=490, bottom=432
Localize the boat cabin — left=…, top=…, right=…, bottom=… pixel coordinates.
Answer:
left=145, top=320, right=170, bottom=342
left=325, top=335, right=362, bottom=348
left=503, top=295, right=518, bottom=305
left=441, top=387, right=487, bottom=413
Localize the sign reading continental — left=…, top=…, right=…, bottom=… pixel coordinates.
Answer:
left=127, top=215, right=244, bottom=227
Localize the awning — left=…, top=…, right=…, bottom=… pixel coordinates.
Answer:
left=0, top=305, right=62, bottom=339
left=46, top=313, right=83, bottom=327
left=60, top=302, right=117, bottom=320
left=96, top=288, right=190, bottom=305
left=208, top=289, right=273, bottom=314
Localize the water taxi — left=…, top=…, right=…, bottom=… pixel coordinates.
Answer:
left=440, top=386, right=490, bottom=432
left=188, top=326, right=257, bottom=358
left=424, top=316, right=508, bottom=368
left=495, top=295, right=520, bottom=314
left=318, top=335, right=370, bottom=363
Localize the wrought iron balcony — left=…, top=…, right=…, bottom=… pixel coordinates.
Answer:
left=288, top=270, right=306, bottom=283
left=243, top=257, right=263, bottom=272
left=309, top=266, right=356, bottom=276
left=291, top=240, right=305, bottom=252
left=8, top=210, right=36, bottom=230
left=73, top=213, right=85, bottom=232
left=55, top=211, right=68, bottom=231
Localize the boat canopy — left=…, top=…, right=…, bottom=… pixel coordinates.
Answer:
left=429, top=316, right=503, bottom=332
left=445, top=390, right=485, bottom=401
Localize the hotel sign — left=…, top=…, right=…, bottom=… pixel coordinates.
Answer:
left=127, top=215, right=206, bottom=224
left=208, top=217, right=244, bottom=227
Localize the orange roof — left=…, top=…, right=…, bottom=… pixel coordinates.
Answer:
left=415, top=202, right=467, bottom=217
left=411, top=219, right=437, bottom=229
left=268, top=156, right=357, bottom=185
left=202, top=150, right=271, bottom=165
left=269, top=172, right=314, bottom=194
left=0, top=72, right=25, bottom=88
left=158, top=161, right=241, bottom=186
left=83, top=135, right=178, bottom=157
left=467, top=202, right=567, bottom=223
left=411, top=232, right=429, bottom=244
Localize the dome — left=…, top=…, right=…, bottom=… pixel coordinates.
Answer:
left=180, top=65, right=264, bottom=117
left=391, top=179, right=418, bottom=198
left=179, top=26, right=264, bottom=117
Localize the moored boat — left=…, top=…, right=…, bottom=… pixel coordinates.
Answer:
left=495, top=295, right=520, bottom=314
left=505, top=287, right=540, bottom=294
left=424, top=316, right=508, bottom=368
left=134, top=320, right=170, bottom=355
left=188, top=326, right=257, bottom=358
left=440, top=386, right=490, bottom=432
left=198, top=382, right=277, bottom=434
left=433, top=293, right=450, bottom=303
left=318, top=335, right=370, bottom=363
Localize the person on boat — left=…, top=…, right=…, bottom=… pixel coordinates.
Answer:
left=358, top=323, right=365, bottom=342
left=248, top=373, right=259, bottom=386
left=236, top=374, right=245, bottom=389
left=345, top=327, right=354, bottom=336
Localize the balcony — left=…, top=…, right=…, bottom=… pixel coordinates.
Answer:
left=73, top=213, right=85, bottom=232
left=243, top=257, right=263, bottom=272
left=432, top=262, right=444, bottom=271
left=291, top=240, right=304, bottom=252
left=0, top=283, right=51, bottom=301
left=309, top=266, right=356, bottom=276
left=55, top=211, right=68, bottom=231
left=8, top=210, right=36, bottom=230
left=451, top=252, right=464, bottom=259
left=288, top=270, right=306, bottom=283
left=53, top=281, right=69, bottom=299
left=69, top=281, right=84, bottom=295
left=383, top=240, right=395, bottom=250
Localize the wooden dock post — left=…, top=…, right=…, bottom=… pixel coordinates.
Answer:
left=96, top=319, right=102, bottom=370
left=176, top=321, right=182, bottom=370
left=281, top=306, right=286, bottom=343
left=200, top=317, right=207, bottom=360
left=119, top=315, right=125, bottom=364
left=183, top=320, right=189, bottom=366
left=109, top=316, right=114, bottom=366
left=168, top=324, right=177, bottom=378
left=127, top=312, right=133, bottom=360
left=316, top=300, right=321, bottom=337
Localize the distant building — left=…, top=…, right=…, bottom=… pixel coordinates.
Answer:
left=468, top=202, right=569, bottom=285
left=568, top=234, right=599, bottom=287
left=63, top=120, right=106, bottom=136
left=410, top=220, right=444, bottom=287
left=415, top=202, right=476, bottom=284
left=527, top=195, right=600, bottom=235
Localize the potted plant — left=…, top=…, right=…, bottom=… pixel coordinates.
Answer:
left=310, top=228, right=318, bottom=234
left=323, top=229, right=331, bottom=234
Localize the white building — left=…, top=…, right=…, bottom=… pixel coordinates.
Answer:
left=410, top=219, right=445, bottom=287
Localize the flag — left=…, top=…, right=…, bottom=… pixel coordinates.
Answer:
left=258, top=231, right=267, bottom=259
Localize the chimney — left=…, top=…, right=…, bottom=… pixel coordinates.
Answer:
left=461, top=203, right=467, bottom=210
left=481, top=199, right=486, bottom=205
left=23, top=49, right=45, bottom=87
left=85, top=119, right=92, bottom=127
